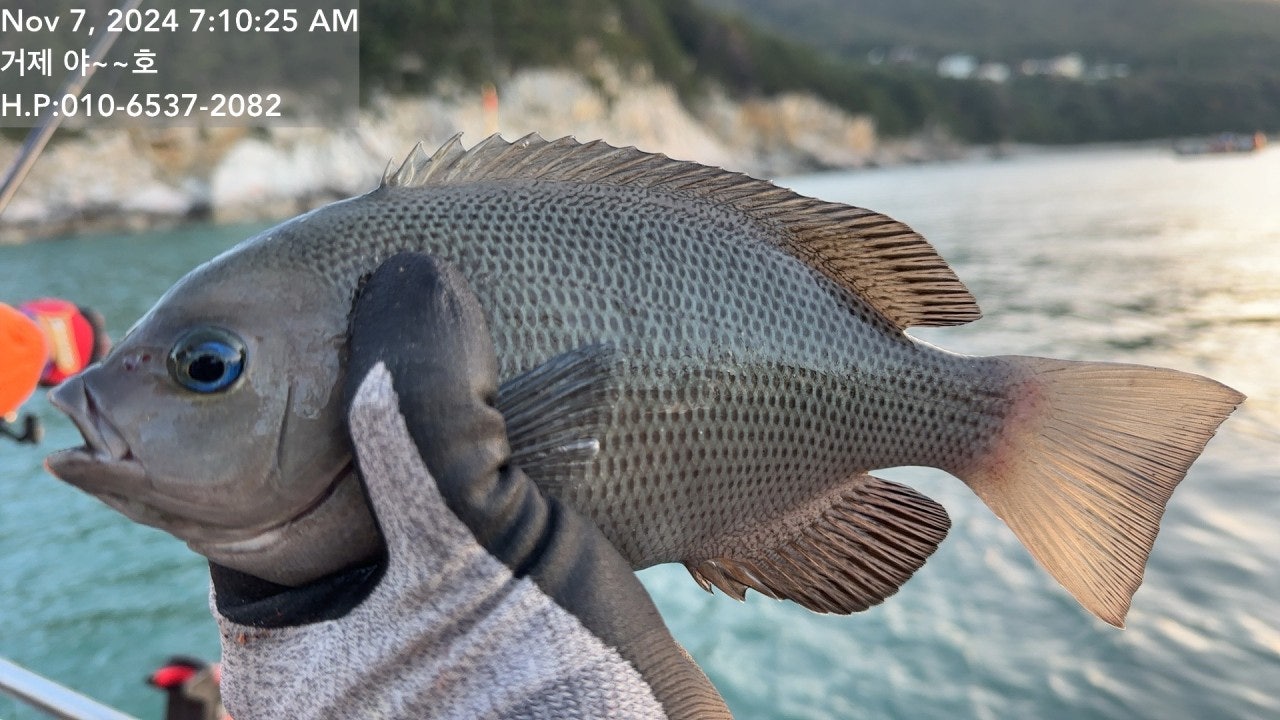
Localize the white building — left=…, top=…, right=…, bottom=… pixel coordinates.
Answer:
left=975, top=62, right=1011, bottom=83
left=937, top=53, right=978, bottom=79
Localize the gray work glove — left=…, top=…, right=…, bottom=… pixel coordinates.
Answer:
left=211, top=253, right=730, bottom=719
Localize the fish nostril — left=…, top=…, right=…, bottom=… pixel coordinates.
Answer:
left=121, top=352, right=152, bottom=372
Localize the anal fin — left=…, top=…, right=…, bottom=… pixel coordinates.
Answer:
left=685, top=474, right=950, bottom=614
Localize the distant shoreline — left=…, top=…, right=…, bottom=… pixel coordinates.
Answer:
left=0, top=68, right=972, bottom=245
left=0, top=70, right=1216, bottom=246
left=0, top=140, right=1199, bottom=245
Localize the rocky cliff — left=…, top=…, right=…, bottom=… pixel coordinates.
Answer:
left=0, top=68, right=958, bottom=243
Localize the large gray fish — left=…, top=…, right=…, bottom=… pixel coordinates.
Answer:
left=47, top=134, right=1243, bottom=627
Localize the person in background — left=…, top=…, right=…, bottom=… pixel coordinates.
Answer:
left=1, top=298, right=111, bottom=444
left=1, top=302, right=47, bottom=444
left=20, top=298, right=112, bottom=387
left=147, top=656, right=230, bottom=720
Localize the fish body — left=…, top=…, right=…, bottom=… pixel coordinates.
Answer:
left=47, top=135, right=1243, bottom=625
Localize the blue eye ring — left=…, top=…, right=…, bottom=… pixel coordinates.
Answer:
left=167, top=327, right=246, bottom=394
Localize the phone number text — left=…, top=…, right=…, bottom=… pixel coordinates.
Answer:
left=2, top=92, right=284, bottom=119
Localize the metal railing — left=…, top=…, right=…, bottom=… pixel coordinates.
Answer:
left=0, top=0, right=144, bottom=218
left=0, top=657, right=137, bottom=720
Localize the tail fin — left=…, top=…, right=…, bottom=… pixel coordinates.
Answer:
left=962, top=357, right=1243, bottom=627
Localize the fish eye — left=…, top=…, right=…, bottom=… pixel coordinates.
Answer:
left=167, top=327, right=246, bottom=394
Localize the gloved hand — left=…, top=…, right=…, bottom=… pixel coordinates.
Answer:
left=211, top=253, right=730, bottom=719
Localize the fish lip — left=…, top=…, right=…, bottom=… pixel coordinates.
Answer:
left=43, top=376, right=229, bottom=536
left=46, top=378, right=141, bottom=480
left=46, top=377, right=359, bottom=552
left=47, top=379, right=133, bottom=461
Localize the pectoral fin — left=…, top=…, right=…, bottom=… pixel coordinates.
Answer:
left=685, top=474, right=951, bottom=614
left=495, top=345, right=620, bottom=489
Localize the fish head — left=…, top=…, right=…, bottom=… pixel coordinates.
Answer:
left=45, top=247, right=380, bottom=586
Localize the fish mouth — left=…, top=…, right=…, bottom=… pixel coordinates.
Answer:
left=44, top=376, right=172, bottom=533
left=47, top=375, right=357, bottom=546
left=45, top=376, right=145, bottom=487
left=46, top=376, right=364, bottom=561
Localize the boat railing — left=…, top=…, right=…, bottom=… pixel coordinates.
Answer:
left=0, top=656, right=137, bottom=720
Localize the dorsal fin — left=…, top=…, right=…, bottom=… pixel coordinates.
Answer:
left=384, top=133, right=981, bottom=329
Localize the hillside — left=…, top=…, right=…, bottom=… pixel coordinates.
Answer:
left=357, top=0, right=1280, bottom=144
left=356, top=0, right=974, bottom=137
left=706, top=0, right=1280, bottom=142
left=8, top=0, right=920, bottom=241
left=709, top=0, right=1280, bottom=77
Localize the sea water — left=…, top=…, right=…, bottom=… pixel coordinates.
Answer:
left=2, top=145, right=1277, bottom=719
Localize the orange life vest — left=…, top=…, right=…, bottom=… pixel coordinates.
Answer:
left=0, top=303, right=47, bottom=418
left=19, top=298, right=108, bottom=386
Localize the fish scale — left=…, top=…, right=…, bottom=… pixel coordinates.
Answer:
left=46, top=133, right=1243, bottom=626
left=267, top=176, right=1019, bottom=580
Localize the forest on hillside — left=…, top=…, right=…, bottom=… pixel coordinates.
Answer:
left=14, top=0, right=1267, bottom=144
left=9, top=0, right=1274, bottom=144
left=711, top=0, right=1280, bottom=142
left=328, top=0, right=1280, bottom=144
left=712, top=0, right=1280, bottom=74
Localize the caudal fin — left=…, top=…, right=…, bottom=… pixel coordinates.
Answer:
left=962, top=357, right=1243, bottom=627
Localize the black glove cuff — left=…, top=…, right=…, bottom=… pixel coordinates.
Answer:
left=210, top=560, right=384, bottom=628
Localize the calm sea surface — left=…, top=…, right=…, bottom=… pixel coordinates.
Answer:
left=2, top=145, right=1277, bottom=719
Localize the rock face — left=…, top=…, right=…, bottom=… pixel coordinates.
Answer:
left=0, top=68, right=888, bottom=243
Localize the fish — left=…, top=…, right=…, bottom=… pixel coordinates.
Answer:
left=46, top=133, right=1244, bottom=627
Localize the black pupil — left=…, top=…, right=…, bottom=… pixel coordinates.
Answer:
left=188, top=350, right=226, bottom=383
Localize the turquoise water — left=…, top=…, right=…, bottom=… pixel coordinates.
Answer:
left=2, top=146, right=1278, bottom=718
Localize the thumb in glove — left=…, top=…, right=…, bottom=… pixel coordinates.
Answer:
left=345, top=252, right=731, bottom=719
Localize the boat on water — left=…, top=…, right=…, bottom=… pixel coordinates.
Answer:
left=1173, top=131, right=1267, bottom=156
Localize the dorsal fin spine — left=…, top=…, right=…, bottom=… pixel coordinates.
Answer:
left=381, top=133, right=981, bottom=329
